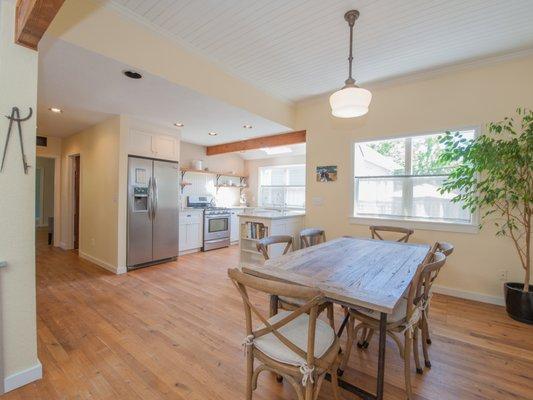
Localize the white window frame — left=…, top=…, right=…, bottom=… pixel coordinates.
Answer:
left=258, top=164, right=306, bottom=209
left=350, top=126, right=480, bottom=234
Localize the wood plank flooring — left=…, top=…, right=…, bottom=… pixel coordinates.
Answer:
left=3, top=236, right=533, bottom=399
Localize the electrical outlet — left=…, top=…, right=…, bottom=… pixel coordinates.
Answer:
left=498, top=269, right=508, bottom=281
left=90, top=238, right=96, bottom=247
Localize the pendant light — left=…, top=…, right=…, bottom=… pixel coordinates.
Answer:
left=330, top=10, right=371, bottom=118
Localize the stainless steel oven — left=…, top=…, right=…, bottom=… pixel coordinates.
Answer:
left=203, top=210, right=230, bottom=251
left=186, top=196, right=231, bottom=251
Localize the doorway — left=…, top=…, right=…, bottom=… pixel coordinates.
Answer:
left=35, top=157, right=56, bottom=247
left=73, top=155, right=80, bottom=250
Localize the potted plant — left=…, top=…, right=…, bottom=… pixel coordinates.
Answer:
left=438, top=108, right=532, bottom=324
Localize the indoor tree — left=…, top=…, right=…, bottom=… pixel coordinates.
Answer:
left=438, top=108, right=532, bottom=293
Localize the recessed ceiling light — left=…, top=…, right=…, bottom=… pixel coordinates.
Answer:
left=174, top=122, right=184, bottom=127
left=208, top=131, right=218, bottom=136
left=49, top=107, right=62, bottom=113
left=123, top=70, right=143, bottom=79
left=261, top=146, right=292, bottom=155
left=243, top=124, right=253, bottom=129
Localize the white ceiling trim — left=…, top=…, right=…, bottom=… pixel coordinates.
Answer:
left=93, top=0, right=295, bottom=103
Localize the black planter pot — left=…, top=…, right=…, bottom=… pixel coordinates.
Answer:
left=504, top=282, right=533, bottom=324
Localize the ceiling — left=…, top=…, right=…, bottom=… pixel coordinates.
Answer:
left=104, top=0, right=533, bottom=101
left=239, top=143, right=306, bottom=160
left=37, top=37, right=289, bottom=144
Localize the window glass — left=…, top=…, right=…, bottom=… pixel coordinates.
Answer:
left=258, top=165, right=305, bottom=208
left=354, top=130, right=475, bottom=224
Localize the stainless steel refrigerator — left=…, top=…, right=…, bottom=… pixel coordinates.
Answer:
left=127, top=156, right=179, bottom=269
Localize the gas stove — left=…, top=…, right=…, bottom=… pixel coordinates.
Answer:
left=204, top=207, right=231, bottom=216
left=186, top=196, right=231, bottom=251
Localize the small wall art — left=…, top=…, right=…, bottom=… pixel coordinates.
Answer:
left=316, top=165, right=337, bottom=182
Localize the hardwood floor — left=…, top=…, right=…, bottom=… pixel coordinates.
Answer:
left=4, top=240, right=533, bottom=399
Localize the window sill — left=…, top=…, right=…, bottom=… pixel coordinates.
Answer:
left=349, top=215, right=479, bottom=234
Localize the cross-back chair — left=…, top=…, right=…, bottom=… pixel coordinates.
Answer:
left=300, top=228, right=326, bottom=249
left=339, top=251, right=446, bottom=399
left=369, top=225, right=414, bottom=243
left=256, top=235, right=335, bottom=328
left=419, top=241, right=454, bottom=366
left=228, top=268, right=342, bottom=400
left=256, top=235, right=293, bottom=260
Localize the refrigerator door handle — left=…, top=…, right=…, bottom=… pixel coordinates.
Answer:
left=152, top=176, right=158, bottom=220
left=147, top=177, right=153, bottom=221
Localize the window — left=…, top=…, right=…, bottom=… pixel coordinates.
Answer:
left=353, top=129, right=477, bottom=226
left=258, top=165, right=305, bottom=208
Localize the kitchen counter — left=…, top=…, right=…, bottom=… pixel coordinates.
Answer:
left=237, top=210, right=305, bottom=220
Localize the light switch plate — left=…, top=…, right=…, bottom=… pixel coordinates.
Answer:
left=312, top=197, right=324, bottom=206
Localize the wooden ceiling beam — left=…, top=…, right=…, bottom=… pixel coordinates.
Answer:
left=206, top=130, right=306, bottom=156
left=15, top=0, right=66, bottom=50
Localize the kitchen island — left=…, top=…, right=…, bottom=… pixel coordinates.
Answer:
left=238, top=210, right=305, bottom=266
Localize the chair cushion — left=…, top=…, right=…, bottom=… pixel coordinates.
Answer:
left=253, top=311, right=336, bottom=366
left=356, top=298, right=408, bottom=323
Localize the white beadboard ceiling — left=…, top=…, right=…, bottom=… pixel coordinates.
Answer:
left=103, top=0, right=533, bottom=101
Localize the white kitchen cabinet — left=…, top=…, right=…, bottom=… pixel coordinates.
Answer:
left=129, top=129, right=179, bottom=161
left=152, top=134, right=178, bottom=160
left=230, top=210, right=239, bottom=244
left=179, top=211, right=203, bottom=253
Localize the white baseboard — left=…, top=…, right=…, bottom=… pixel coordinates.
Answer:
left=178, top=248, right=201, bottom=256
left=4, top=361, right=42, bottom=393
left=432, top=284, right=505, bottom=306
left=79, top=251, right=118, bottom=274
left=59, top=241, right=70, bottom=250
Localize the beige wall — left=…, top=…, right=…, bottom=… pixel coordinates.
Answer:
left=36, top=157, right=55, bottom=226
left=296, top=55, right=533, bottom=304
left=36, top=136, right=61, bottom=158
left=61, top=117, right=121, bottom=273
left=180, top=141, right=245, bottom=175
left=244, top=155, right=306, bottom=206
left=0, top=0, right=40, bottom=391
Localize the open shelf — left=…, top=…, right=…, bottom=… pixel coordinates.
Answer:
left=215, top=184, right=248, bottom=189
left=180, top=168, right=247, bottom=179
left=241, top=248, right=261, bottom=255
left=241, top=237, right=259, bottom=242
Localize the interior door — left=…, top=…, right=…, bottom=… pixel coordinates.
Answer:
left=152, top=160, right=179, bottom=261
left=127, top=157, right=153, bottom=267
left=73, top=155, right=80, bottom=250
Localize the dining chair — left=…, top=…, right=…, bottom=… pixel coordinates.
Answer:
left=300, top=228, right=326, bottom=248
left=369, top=225, right=414, bottom=243
left=228, top=268, right=342, bottom=400
left=256, top=235, right=335, bottom=328
left=420, top=241, right=454, bottom=366
left=339, top=252, right=446, bottom=400
left=256, top=235, right=293, bottom=260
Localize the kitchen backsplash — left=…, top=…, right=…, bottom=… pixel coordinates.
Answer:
left=181, top=172, right=242, bottom=208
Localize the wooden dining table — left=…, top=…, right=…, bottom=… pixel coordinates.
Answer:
left=242, top=236, right=431, bottom=400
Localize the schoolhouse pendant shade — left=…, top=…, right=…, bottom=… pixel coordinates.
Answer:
left=330, top=85, right=372, bottom=118
left=331, top=10, right=371, bottom=118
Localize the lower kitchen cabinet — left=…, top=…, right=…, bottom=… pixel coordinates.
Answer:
left=230, top=210, right=239, bottom=244
left=179, top=211, right=203, bottom=253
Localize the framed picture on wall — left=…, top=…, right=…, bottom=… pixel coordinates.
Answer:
left=316, top=165, right=337, bottom=182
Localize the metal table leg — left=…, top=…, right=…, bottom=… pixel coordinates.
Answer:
left=376, top=312, right=387, bottom=400
left=326, top=311, right=388, bottom=400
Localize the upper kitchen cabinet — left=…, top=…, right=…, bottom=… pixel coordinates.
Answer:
left=129, top=129, right=180, bottom=161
